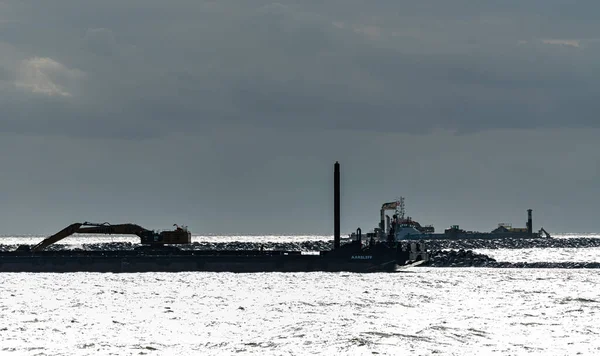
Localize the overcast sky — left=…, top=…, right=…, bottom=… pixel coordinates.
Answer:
left=1, top=1, right=599, bottom=235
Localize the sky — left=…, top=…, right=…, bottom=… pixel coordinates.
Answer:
left=1, top=0, right=599, bottom=235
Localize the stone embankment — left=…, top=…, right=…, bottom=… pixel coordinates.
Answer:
left=414, top=237, right=600, bottom=250
left=3, top=237, right=600, bottom=268
left=0, top=240, right=333, bottom=252
left=3, top=236, right=600, bottom=252
left=424, top=249, right=600, bottom=268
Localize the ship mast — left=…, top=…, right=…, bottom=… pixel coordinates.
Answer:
left=396, top=197, right=406, bottom=220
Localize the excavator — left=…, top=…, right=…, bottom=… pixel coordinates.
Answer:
left=28, top=222, right=192, bottom=252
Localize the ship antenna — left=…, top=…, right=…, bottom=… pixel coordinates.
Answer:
left=396, top=197, right=406, bottom=220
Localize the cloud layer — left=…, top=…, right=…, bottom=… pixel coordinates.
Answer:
left=1, top=1, right=600, bottom=138
left=15, top=57, right=82, bottom=96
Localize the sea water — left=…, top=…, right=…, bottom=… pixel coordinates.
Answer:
left=1, top=235, right=599, bottom=355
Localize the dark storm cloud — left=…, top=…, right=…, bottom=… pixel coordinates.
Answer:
left=2, top=0, right=600, bottom=138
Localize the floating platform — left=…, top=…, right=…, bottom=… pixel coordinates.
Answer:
left=0, top=243, right=428, bottom=273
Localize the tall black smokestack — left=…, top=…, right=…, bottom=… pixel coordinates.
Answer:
left=334, top=161, right=341, bottom=249
left=527, top=209, right=533, bottom=236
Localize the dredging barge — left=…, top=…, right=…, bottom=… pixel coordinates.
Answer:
left=351, top=197, right=552, bottom=242
left=0, top=162, right=428, bottom=273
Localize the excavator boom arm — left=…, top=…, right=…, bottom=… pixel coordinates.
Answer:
left=31, top=222, right=151, bottom=252
left=31, top=223, right=83, bottom=252
left=75, top=224, right=149, bottom=236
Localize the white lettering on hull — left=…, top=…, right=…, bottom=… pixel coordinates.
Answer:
left=351, top=255, right=373, bottom=260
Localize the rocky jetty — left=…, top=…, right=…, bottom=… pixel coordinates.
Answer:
left=0, top=240, right=333, bottom=253
left=414, top=237, right=600, bottom=250
left=3, top=237, right=600, bottom=268
left=487, top=261, right=600, bottom=268
left=3, top=236, right=600, bottom=253
left=425, top=249, right=497, bottom=267
left=424, top=249, right=600, bottom=268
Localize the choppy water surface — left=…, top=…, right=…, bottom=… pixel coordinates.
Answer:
left=2, top=234, right=600, bottom=355
left=475, top=247, right=600, bottom=263
left=1, top=269, right=599, bottom=356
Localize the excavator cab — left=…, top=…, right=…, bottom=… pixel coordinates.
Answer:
left=139, top=228, right=191, bottom=245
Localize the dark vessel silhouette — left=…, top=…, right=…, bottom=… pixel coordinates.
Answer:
left=0, top=162, right=428, bottom=273
left=351, top=197, right=552, bottom=242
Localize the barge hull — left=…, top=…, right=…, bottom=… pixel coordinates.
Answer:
left=0, top=255, right=399, bottom=273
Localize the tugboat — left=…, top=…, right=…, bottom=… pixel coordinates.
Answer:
left=381, top=198, right=434, bottom=240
